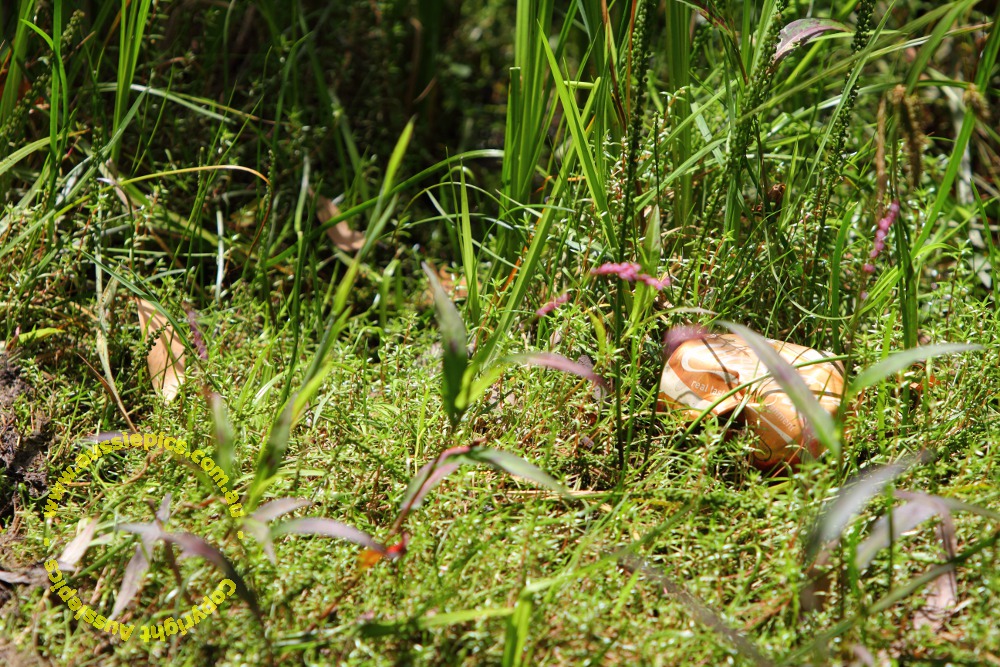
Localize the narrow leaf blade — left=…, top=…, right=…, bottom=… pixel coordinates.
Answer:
left=508, top=352, right=607, bottom=389
left=805, top=452, right=926, bottom=562
left=850, top=343, right=982, bottom=396
left=775, top=18, right=852, bottom=64
left=271, top=517, right=384, bottom=553
left=110, top=544, right=149, bottom=619
left=211, top=393, right=236, bottom=482
left=247, top=402, right=294, bottom=511
left=854, top=496, right=944, bottom=571
left=57, top=518, right=100, bottom=568
left=162, top=531, right=261, bottom=620
left=466, top=448, right=574, bottom=500
left=398, top=445, right=473, bottom=512
left=251, top=498, right=312, bottom=524
left=620, top=555, right=773, bottom=667
left=422, top=262, right=469, bottom=426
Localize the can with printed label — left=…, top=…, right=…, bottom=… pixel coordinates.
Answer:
left=658, top=332, right=845, bottom=468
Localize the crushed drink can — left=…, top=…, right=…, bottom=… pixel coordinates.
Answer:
left=658, top=332, right=845, bottom=468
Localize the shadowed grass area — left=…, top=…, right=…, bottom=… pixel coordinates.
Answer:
left=1, top=0, right=999, bottom=665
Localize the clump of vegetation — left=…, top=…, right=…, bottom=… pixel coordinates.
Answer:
left=1, top=1, right=999, bottom=665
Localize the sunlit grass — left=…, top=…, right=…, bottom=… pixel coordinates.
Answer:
left=1, top=0, right=998, bottom=665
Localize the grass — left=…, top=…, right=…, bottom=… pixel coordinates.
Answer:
left=1, top=0, right=999, bottom=665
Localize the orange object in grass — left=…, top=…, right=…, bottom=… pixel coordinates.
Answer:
left=658, top=332, right=845, bottom=468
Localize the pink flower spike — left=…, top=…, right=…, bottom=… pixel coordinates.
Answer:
left=536, top=292, right=570, bottom=317
left=637, top=273, right=671, bottom=290
left=590, top=262, right=642, bottom=282
left=863, top=263, right=876, bottom=274
left=622, top=265, right=641, bottom=281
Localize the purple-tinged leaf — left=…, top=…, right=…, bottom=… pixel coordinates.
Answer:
left=81, top=430, right=126, bottom=444
left=508, top=352, right=608, bottom=389
left=855, top=490, right=987, bottom=584
left=422, top=261, right=469, bottom=427
left=161, top=531, right=261, bottom=620
left=805, top=452, right=927, bottom=563
left=243, top=498, right=344, bottom=563
left=271, top=518, right=385, bottom=554
left=722, top=322, right=839, bottom=459
left=398, top=445, right=577, bottom=521
left=252, top=498, right=312, bottom=524
left=774, top=18, right=852, bottom=65
left=854, top=492, right=950, bottom=571
left=851, top=491, right=962, bottom=631
left=921, top=494, right=1000, bottom=522
left=398, top=445, right=473, bottom=513
left=57, top=518, right=99, bottom=568
left=155, top=493, right=172, bottom=524
left=110, top=544, right=149, bottom=620
left=466, top=449, right=574, bottom=500
left=117, top=521, right=164, bottom=557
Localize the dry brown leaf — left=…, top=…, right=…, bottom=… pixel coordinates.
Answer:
left=327, top=221, right=365, bottom=252
left=913, top=512, right=960, bottom=632
left=419, top=266, right=470, bottom=308
left=913, top=568, right=959, bottom=632
left=136, top=299, right=185, bottom=402
left=316, top=193, right=365, bottom=252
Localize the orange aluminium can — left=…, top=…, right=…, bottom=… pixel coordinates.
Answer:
left=658, top=332, right=845, bottom=468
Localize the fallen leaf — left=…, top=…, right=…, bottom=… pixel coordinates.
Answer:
left=906, top=492, right=960, bottom=632
left=136, top=299, right=185, bottom=402
left=327, top=221, right=365, bottom=252
left=914, top=564, right=958, bottom=632
left=316, top=193, right=365, bottom=252
left=419, top=266, right=470, bottom=307
left=58, top=518, right=100, bottom=568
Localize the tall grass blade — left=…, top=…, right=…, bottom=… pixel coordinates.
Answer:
left=422, top=261, right=469, bottom=427
left=247, top=403, right=294, bottom=512
left=465, top=448, right=574, bottom=500
left=849, top=343, right=983, bottom=397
